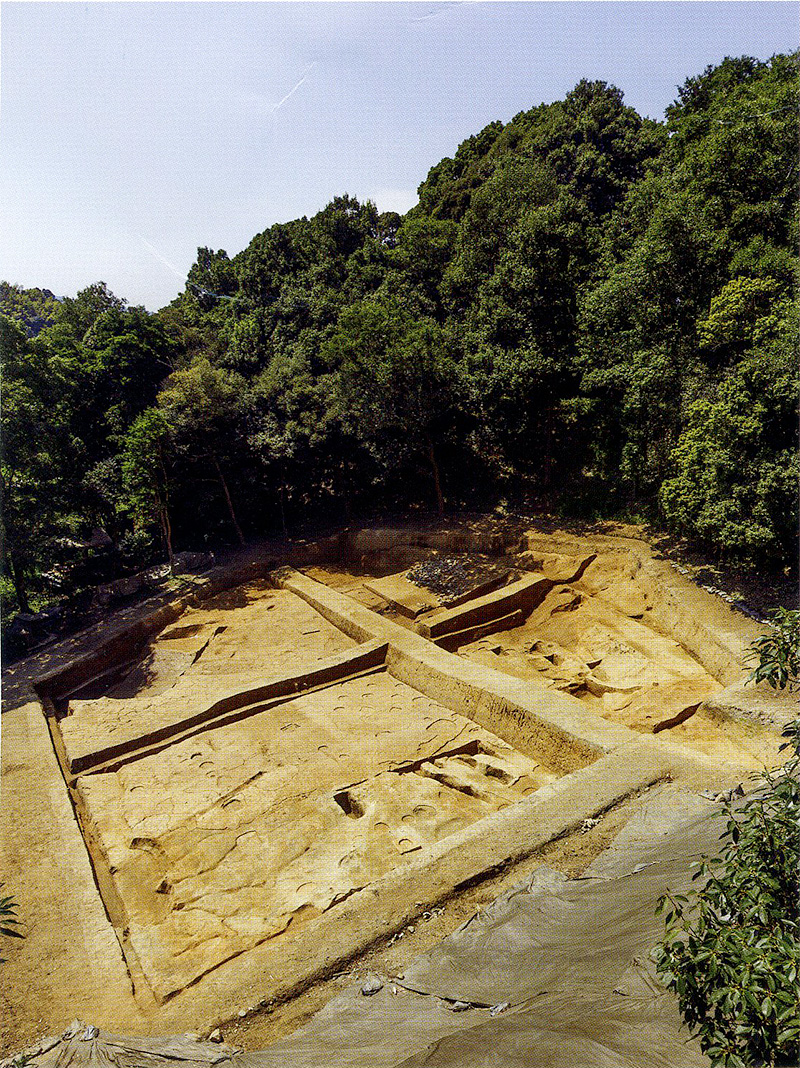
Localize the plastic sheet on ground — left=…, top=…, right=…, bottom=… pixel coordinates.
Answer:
left=7, top=785, right=721, bottom=1068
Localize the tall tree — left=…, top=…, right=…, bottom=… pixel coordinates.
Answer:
left=327, top=298, right=463, bottom=514
left=158, top=359, right=255, bottom=546
left=0, top=317, right=74, bottom=611
left=120, top=409, right=176, bottom=570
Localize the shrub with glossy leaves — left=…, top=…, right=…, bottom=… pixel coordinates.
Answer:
left=748, top=608, right=800, bottom=692
left=651, top=610, right=800, bottom=1067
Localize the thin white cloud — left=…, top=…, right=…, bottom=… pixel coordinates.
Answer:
left=137, top=236, right=186, bottom=283
left=271, top=63, right=316, bottom=115
left=410, top=3, right=467, bottom=25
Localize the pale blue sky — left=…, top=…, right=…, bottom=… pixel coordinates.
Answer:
left=1, top=2, right=796, bottom=310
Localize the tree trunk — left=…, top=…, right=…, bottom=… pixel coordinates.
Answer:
left=212, top=455, right=245, bottom=546
left=0, top=480, right=30, bottom=613
left=157, top=441, right=175, bottom=573
left=341, top=464, right=352, bottom=524
left=426, top=436, right=445, bottom=516
left=278, top=484, right=288, bottom=540
left=158, top=498, right=175, bottom=574
left=4, top=547, right=29, bottom=614
left=543, top=407, right=553, bottom=489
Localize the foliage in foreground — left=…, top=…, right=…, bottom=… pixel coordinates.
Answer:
left=652, top=610, right=800, bottom=1067
left=748, top=608, right=800, bottom=692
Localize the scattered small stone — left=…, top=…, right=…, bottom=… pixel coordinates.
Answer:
left=489, top=1002, right=510, bottom=1017
left=238, top=1009, right=248, bottom=1018
left=63, top=1022, right=83, bottom=1040
left=581, top=817, right=599, bottom=833
left=80, top=1025, right=99, bottom=1041
left=715, top=784, right=745, bottom=803
left=407, top=924, right=415, bottom=932
left=361, top=974, right=384, bottom=996
left=395, top=972, right=405, bottom=980
left=390, top=985, right=399, bottom=996
left=451, top=1001, right=471, bottom=1012
left=208, top=1029, right=223, bottom=1043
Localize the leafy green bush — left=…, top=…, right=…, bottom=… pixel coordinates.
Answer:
left=651, top=610, right=800, bottom=1067
left=748, top=608, right=800, bottom=692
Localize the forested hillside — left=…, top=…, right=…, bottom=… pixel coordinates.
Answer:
left=2, top=53, right=797, bottom=628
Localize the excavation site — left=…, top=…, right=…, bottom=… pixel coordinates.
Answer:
left=4, top=14, right=797, bottom=1064
left=1, top=521, right=793, bottom=1065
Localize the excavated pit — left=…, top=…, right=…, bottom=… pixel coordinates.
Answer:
left=49, top=579, right=561, bottom=1004
left=3, top=523, right=785, bottom=1047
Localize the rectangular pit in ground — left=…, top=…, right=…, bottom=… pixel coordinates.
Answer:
left=11, top=528, right=773, bottom=1039
left=37, top=556, right=659, bottom=1019
left=73, top=668, right=560, bottom=1002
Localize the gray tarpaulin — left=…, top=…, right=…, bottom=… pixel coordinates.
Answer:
left=7, top=786, right=721, bottom=1068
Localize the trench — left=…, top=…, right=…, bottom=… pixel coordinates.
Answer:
left=41, top=579, right=574, bottom=1005
left=37, top=686, right=161, bottom=1012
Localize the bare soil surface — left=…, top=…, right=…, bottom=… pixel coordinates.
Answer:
left=306, top=542, right=781, bottom=772
left=1, top=519, right=785, bottom=1059
left=223, top=788, right=650, bottom=1050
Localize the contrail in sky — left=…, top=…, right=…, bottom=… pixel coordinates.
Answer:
left=138, top=236, right=186, bottom=282
left=271, top=63, right=316, bottom=114
left=410, top=2, right=466, bottom=23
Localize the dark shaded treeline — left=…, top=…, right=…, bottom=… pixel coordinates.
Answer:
left=2, top=54, right=797, bottom=620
